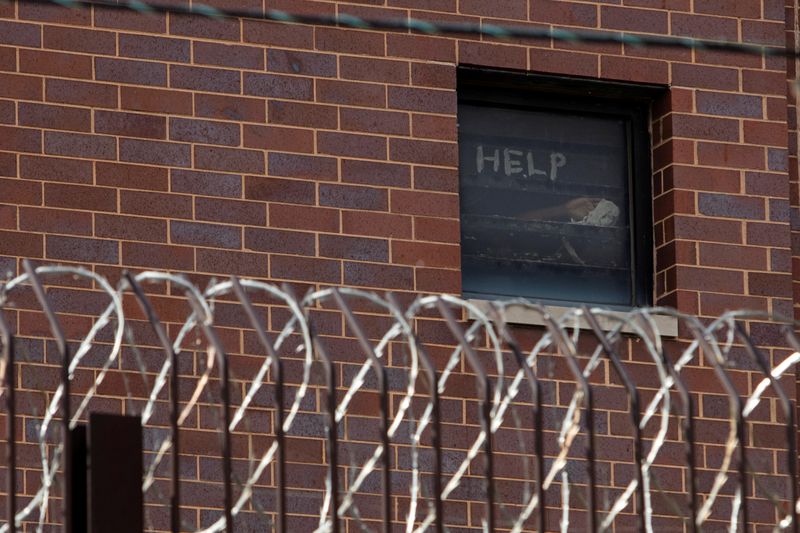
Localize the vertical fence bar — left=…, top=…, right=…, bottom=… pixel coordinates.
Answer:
left=230, top=277, right=286, bottom=533
left=638, top=314, right=698, bottom=533
left=583, top=308, right=645, bottom=530
left=386, top=293, right=443, bottom=533
left=540, top=313, right=597, bottom=533
left=313, top=335, right=340, bottom=533
left=23, top=261, right=72, bottom=533
left=123, top=273, right=181, bottom=533
left=331, top=289, right=392, bottom=533
left=495, top=317, right=545, bottom=533
left=736, top=322, right=797, bottom=532
left=185, top=295, right=233, bottom=532
left=436, top=299, right=495, bottom=532
left=0, top=310, right=15, bottom=532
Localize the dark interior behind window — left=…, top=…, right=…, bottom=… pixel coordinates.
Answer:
left=458, top=68, right=658, bottom=308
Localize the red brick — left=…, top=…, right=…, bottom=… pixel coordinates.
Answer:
left=697, top=142, right=765, bottom=171
left=743, top=121, right=787, bottom=147
left=0, top=153, right=15, bottom=177
left=415, top=166, right=458, bottom=192
left=0, top=20, right=42, bottom=47
left=341, top=160, right=411, bottom=188
left=19, top=3, right=89, bottom=25
left=121, top=87, right=191, bottom=116
left=171, top=65, right=240, bottom=94
left=319, top=234, right=388, bottom=262
left=389, top=0, right=455, bottom=11
left=269, top=204, right=339, bottom=232
left=119, top=139, right=191, bottom=168
left=742, top=69, right=786, bottom=96
left=95, top=110, right=166, bottom=139
left=123, top=242, right=194, bottom=271
left=119, top=34, right=190, bottom=62
left=194, top=41, right=264, bottom=70
left=415, top=216, right=460, bottom=243
left=268, top=49, right=336, bottom=77
left=320, top=183, right=388, bottom=211
left=458, top=41, right=527, bottom=70
left=19, top=207, right=92, bottom=236
left=170, top=220, right=242, bottom=250
left=389, top=138, right=457, bottom=166
left=392, top=240, right=460, bottom=268
left=20, top=155, right=93, bottom=185
left=0, top=177, right=42, bottom=206
left=95, top=10, right=166, bottom=33
left=44, top=183, right=116, bottom=213
left=96, top=162, right=168, bottom=191
left=0, top=230, right=43, bottom=258
left=391, top=190, right=458, bottom=218
left=195, top=146, right=264, bottom=174
left=195, top=94, right=264, bottom=123
left=171, top=169, right=241, bottom=198
left=316, top=79, right=386, bottom=108
left=44, top=131, right=116, bottom=161
left=243, top=125, right=314, bottom=153
left=696, top=92, right=763, bottom=119
left=387, top=34, right=455, bottom=62
left=271, top=255, right=340, bottom=283
left=340, top=56, right=409, bottom=84
left=411, top=63, right=455, bottom=89
left=415, top=267, right=460, bottom=293
left=412, top=114, right=457, bottom=141
left=602, top=6, right=668, bottom=34
left=43, top=26, right=115, bottom=55
left=675, top=266, right=743, bottom=294
left=169, top=118, right=240, bottom=146
left=0, top=126, right=41, bottom=153
left=46, top=235, right=118, bottom=265
left=530, top=0, right=597, bottom=27
left=340, top=108, right=409, bottom=136
left=98, top=58, right=167, bottom=88
left=317, top=132, right=387, bottom=160
left=0, top=72, right=41, bottom=100
left=46, top=79, right=118, bottom=108
left=196, top=249, right=266, bottom=277
left=19, top=50, right=91, bottom=80
left=0, top=47, right=16, bottom=72
left=600, top=55, right=668, bottom=84
left=671, top=64, right=739, bottom=91
left=344, top=261, right=413, bottom=290
left=243, top=72, right=313, bottom=100
left=120, top=190, right=192, bottom=219
left=698, top=243, right=767, bottom=270
left=243, top=20, right=313, bottom=48
left=268, top=153, right=338, bottom=181
left=745, top=172, right=788, bottom=197
left=665, top=165, right=741, bottom=194
left=748, top=222, right=789, bottom=247
left=742, top=20, right=784, bottom=46
left=18, top=103, right=90, bottom=133
left=342, top=210, right=412, bottom=239
left=748, top=272, right=791, bottom=297
left=0, top=205, right=15, bottom=230
left=169, top=13, right=240, bottom=41
left=316, top=27, right=385, bottom=55
left=245, top=177, right=315, bottom=205
left=671, top=215, right=742, bottom=243
left=388, top=86, right=456, bottom=114
left=195, top=197, right=266, bottom=226
left=269, top=101, right=337, bottom=129
left=244, top=227, right=315, bottom=256
left=666, top=114, right=739, bottom=142
left=95, top=214, right=168, bottom=243
left=530, top=49, right=598, bottom=78
left=694, top=0, right=759, bottom=18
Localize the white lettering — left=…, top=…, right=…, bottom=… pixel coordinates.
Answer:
left=550, top=152, right=566, bottom=181
left=476, top=145, right=500, bottom=174
left=503, top=149, right=524, bottom=176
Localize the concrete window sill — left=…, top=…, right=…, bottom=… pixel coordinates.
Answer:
left=468, top=299, right=678, bottom=338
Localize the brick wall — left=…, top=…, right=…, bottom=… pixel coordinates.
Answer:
left=0, top=0, right=798, bottom=530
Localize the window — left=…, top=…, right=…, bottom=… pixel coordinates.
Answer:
left=457, top=68, right=659, bottom=308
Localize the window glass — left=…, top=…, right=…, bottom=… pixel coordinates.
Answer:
left=459, top=102, right=636, bottom=306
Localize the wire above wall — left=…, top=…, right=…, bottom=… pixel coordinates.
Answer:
left=9, top=0, right=800, bottom=60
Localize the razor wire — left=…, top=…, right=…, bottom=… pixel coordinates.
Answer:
left=6, top=0, right=800, bottom=60
left=0, top=263, right=799, bottom=532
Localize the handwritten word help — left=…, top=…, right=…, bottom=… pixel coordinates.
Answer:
left=476, top=145, right=566, bottom=181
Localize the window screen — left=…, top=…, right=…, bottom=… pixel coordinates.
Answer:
left=458, top=72, right=654, bottom=308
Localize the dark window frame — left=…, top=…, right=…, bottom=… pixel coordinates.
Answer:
left=457, top=67, right=664, bottom=309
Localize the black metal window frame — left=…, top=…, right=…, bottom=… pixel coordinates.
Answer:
left=457, top=67, right=663, bottom=309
